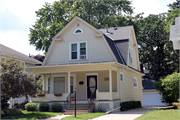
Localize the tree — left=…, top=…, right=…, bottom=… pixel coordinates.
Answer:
left=167, top=0, right=179, bottom=12
left=137, top=13, right=179, bottom=81
left=165, top=8, right=180, bottom=33
left=1, top=57, right=39, bottom=109
left=29, top=0, right=134, bottom=53
left=154, top=72, right=179, bottom=103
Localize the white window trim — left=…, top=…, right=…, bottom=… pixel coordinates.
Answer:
left=120, top=72, right=124, bottom=82
left=73, top=27, right=83, bottom=34
left=129, top=47, right=133, bottom=64
left=133, top=77, right=138, bottom=88
left=69, top=40, right=88, bottom=61
left=52, top=74, right=66, bottom=93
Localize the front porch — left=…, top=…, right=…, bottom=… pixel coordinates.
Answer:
left=30, top=62, right=121, bottom=111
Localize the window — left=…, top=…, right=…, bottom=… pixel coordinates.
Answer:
left=70, top=77, right=74, bottom=94
left=54, top=77, right=65, bottom=93
left=120, top=72, right=124, bottom=82
left=129, top=47, right=133, bottom=64
left=133, top=77, right=137, bottom=88
left=69, top=40, right=88, bottom=60
left=48, top=78, right=50, bottom=93
left=46, top=77, right=51, bottom=93
left=73, top=27, right=83, bottom=34
left=71, top=44, right=77, bottom=59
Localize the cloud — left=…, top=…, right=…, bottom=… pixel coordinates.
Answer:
left=132, top=0, right=174, bottom=17
left=0, top=31, right=44, bottom=56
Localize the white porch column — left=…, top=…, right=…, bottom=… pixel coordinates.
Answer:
left=117, top=69, right=120, bottom=99
left=109, top=70, right=113, bottom=100
left=68, top=72, right=71, bottom=93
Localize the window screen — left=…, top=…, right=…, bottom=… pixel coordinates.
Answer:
left=54, top=77, right=65, bottom=93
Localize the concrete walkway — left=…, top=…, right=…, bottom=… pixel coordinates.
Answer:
left=92, top=107, right=166, bottom=120
left=42, top=114, right=71, bottom=120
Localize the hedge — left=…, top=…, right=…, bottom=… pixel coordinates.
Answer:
left=120, top=101, right=142, bottom=111
left=38, top=102, right=49, bottom=112
left=25, top=103, right=37, bottom=111
left=51, top=103, right=62, bottom=112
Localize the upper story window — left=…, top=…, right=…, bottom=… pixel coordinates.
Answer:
left=69, top=40, right=88, bottom=60
left=133, top=77, right=137, bottom=88
left=120, top=72, right=124, bottom=82
left=73, top=27, right=83, bottom=34
left=129, top=47, right=133, bottom=64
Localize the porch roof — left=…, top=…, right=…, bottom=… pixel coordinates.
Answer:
left=28, top=61, right=144, bottom=75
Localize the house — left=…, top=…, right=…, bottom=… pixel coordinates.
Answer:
left=142, top=70, right=166, bottom=106
left=0, top=44, right=42, bottom=108
left=28, top=16, right=144, bottom=113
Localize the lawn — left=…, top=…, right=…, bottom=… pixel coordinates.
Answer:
left=1, top=110, right=63, bottom=119
left=61, top=113, right=105, bottom=120
left=135, top=110, right=180, bottom=120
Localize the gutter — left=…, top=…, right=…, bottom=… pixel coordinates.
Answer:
left=106, top=106, right=121, bottom=114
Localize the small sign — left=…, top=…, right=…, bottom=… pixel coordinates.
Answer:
left=104, top=77, right=109, bottom=81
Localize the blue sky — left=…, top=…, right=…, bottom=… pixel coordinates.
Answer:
left=0, top=0, right=175, bottom=56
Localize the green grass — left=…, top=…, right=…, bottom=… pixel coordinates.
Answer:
left=2, top=110, right=63, bottom=119
left=61, top=113, right=105, bottom=120
left=135, top=110, right=180, bottom=120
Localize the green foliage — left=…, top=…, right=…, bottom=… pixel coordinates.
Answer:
left=2, top=110, right=63, bottom=119
left=135, top=110, right=180, bottom=120
left=25, top=103, right=37, bottom=111
left=1, top=57, right=40, bottom=110
left=154, top=72, right=180, bottom=103
left=29, top=0, right=134, bottom=53
left=1, top=108, right=23, bottom=117
left=165, top=8, right=180, bottom=33
left=167, top=0, right=179, bottom=12
left=137, top=13, right=179, bottom=81
left=120, top=101, right=142, bottom=111
left=51, top=103, right=62, bottom=112
left=38, top=103, right=49, bottom=112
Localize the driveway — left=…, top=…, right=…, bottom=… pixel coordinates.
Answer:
left=92, top=107, right=166, bottom=120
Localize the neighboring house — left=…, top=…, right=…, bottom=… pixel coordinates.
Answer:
left=0, top=44, right=42, bottom=108
left=28, top=16, right=144, bottom=113
left=142, top=69, right=166, bottom=106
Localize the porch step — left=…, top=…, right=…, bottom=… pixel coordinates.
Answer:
left=64, top=103, right=94, bottom=115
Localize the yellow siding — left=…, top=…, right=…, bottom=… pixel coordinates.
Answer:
left=44, top=19, right=116, bottom=65
left=120, top=68, right=143, bottom=104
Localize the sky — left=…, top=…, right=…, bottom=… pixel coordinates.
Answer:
left=0, top=0, right=175, bottom=56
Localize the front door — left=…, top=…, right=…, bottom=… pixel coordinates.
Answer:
left=87, top=76, right=97, bottom=99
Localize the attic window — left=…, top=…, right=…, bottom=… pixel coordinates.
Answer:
left=73, top=27, right=83, bottom=34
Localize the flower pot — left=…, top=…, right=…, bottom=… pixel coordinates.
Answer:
left=72, top=98, right=75, bottom=101
left=38, top=94, right=45, bottom=97
left=54, top=93, right=63, bottom=96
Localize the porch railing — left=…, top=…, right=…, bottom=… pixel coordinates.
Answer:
left=64, top=93, right=71, bottom=110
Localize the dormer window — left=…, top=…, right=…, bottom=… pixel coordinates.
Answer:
left=73, top=27, right=83, bottom=34
left=69, top=40, right=88, bottom=60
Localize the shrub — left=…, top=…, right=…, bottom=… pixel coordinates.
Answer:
left=172, top=102, right=180, bottom=109
left=38, top=102, right=49, bottom=112
left=120, top=101, right=142, bottom=111
left=25, top=103, right=37, bottom=111
left=51, top=103, right=62, bottom=112
left=1, top=108, right=23, bottom=117
left=154, top=72, right=179, bottom=103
